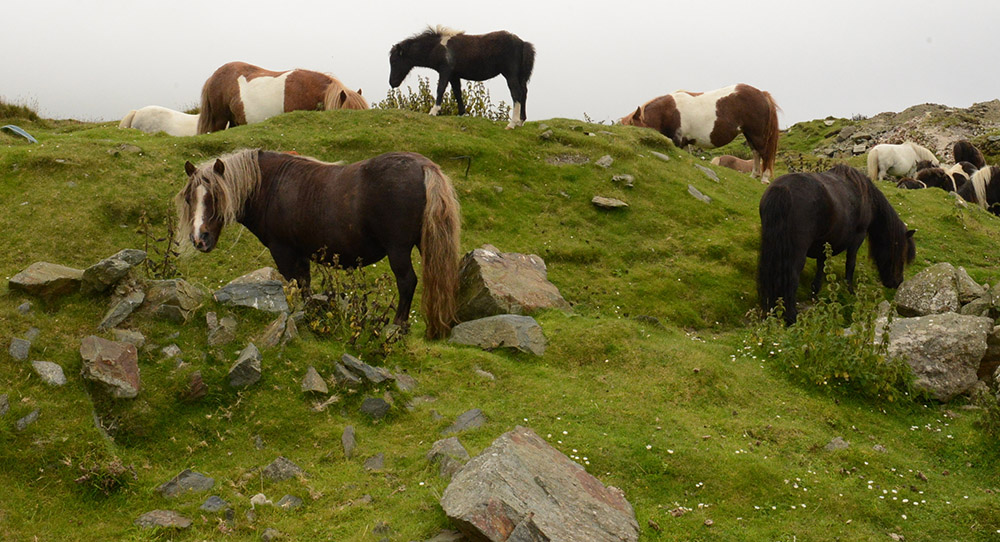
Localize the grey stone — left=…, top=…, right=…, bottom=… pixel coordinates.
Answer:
left=539, top=129, right=553, bottom=140
left=595, top=155, right=613, bottom=168
left=228, top=343, right=262, bottom=388
left=9, top=338, right=30, bottom=361
left=143, top=279, right=205, bottom=322
left=474, top=368, right=496, bottom=381
left=960, top=296, right=991, bottom=317
left=24, top=327, right=40, bottom=342
left=442, top=409, right=487, bottom=435
left=79, top=335, right=141, bottom=398
left=82, top=249, right=146, bottom=293
left=393, top=371, right=418, bottom=392
left=156, top=469, right=215, bottom=498
left=276, top=494, right=303, bottom=510
left=852, top=143, right=868, bottom=155
left=8, top=262, right=83, bottom=298
left=98, top=290, right=145, bottom=330
left=956, top=267, right=986, bottom=304
left=228, top=267, right=285, bottom=284
left=301, top=366, right=328, bottom=394
left=214, top=281, right=289, bottom=313
left=17, top=301, right=31, bottom=315
left=333, top=362, right=362, bottom=388
left=111, top=329, right=145, bottom=349
left=649, top=151, right=671, bottom=162
left=456, top=245, right=569, bottom=322
left=591, top=196, right=628, bottom=209
left=15, top=409, right=40, bottom=431
left=688, top=184, right=711, bottom=204
left=360, top=397, right=391, bottom=420
left=134, top=510, right=192, bottom=530
left=341, top=353, right=392, bottom=384
left=342, top=425, right=356, bottom=459
left=981, top=325, right=1000, bottom=382
left=31, top=361, right=67, bottom=386
left=896, top=263, right=960, bottom=316
left=364, top=453, right=385, bottom=472
left=611, top=174, right=634, bottom=188
left=161, top=344, right=181, bottom=359
left=449, top=315, right=547, bottom=356
left=259, top=312, right=290, bottom=348
left=0, top=394, right=8, bottom=418
left=263, top=456, right=305, bottom=481
left=440, top=426, right=639, bottom=542
left=200, top=496, right=228, bottom=513
left=427, top=437, right=471, bottom=479
left=261, top=527, right=283, bottom=541
left=208, top=314, right=238, bottom=347
left=695, top=164, right=720, bottom=182
left=824, top=437, right=850, bottom=451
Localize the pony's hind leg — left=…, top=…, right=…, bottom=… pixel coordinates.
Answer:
left=751, top=151, right=762, bottom=179
left=504, top=76, right=526, bottom=129
left=386, top=247, right=418, bottom=332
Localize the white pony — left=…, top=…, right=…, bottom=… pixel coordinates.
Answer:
left=866, top=142, right=939, bottom=181
left=119, top=106, right=198, bottom=137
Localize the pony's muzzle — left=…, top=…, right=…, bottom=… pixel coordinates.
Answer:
left=192, top=231, right=212, bottom=252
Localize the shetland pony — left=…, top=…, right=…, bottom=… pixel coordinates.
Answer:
left=119, top=106, right=198, bottom=137
left=389, top=26, right=535, bottom=129
left=621, top=84, right=780, bottom=182
left=175, top=149, right=461, bottom=338
left=953, top=140, right=986, bottom=169
left=866, top=142, right=939, bottom=180
left=896, top=177, right=926, bottom=190
left=197, top=61, right=368, bottom=134
left=710, top=155, right=754, bottom=174
left=958, top=166, right=1000, bottom=215
left=758, top=164, right=915, bottom=325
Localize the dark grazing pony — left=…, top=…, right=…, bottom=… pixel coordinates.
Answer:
left=197, top=61, right=368, bottom=134
left=895, top=177, right=926, bottom=190
left=621, top=84, right=780, bottom=182
left=958, top=166, right=1000, bottom=215
left=914, top=162, right=976, bottom=192
left=388, top=26, right=535, bottom=129
left=175, top=149, right=461, bottom=338
left=953, top=140, right=986, bottom=169
left=758, top=164, right=916, bottom=325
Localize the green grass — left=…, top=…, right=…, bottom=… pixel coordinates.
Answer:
left=2, top=109, right=1000, bottom=541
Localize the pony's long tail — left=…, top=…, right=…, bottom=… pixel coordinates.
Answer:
left=761, top=91, right=780, bottom=181
left=196, top=87, right=214, bottom=135
left=758, top=184, right=796, bottom=324
left=420, top=164, right=461, bottom=339
left=119, top=110, right=136, bottom=129
left=521, top=41, right=536, bottom=85
left=866, top=149, right=879, bottom=181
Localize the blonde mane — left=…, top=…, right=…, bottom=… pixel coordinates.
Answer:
left=174, top=149, right=262, bottom=248
left=970, top=167, right=994, bottom=209
left=433, top=25, right=464, bottom=38
left=323, top=77, right=369, bottom=110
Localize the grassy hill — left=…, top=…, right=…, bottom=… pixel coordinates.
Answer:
left=2, top=108, right=1000, bottom=541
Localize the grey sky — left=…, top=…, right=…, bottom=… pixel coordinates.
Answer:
left=5, top=1, right=999, bottom=128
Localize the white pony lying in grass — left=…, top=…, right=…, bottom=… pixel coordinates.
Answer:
left=119, top=105, right=198, bottom=137
left=866, top=142, right=939, bottom=180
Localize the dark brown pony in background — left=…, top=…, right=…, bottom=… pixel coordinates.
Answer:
left=953, top=140, right=986, bottom=169
left=175, top=149, right=461, bottom=338
left=621, top=84, right=780, bottom=182
left=197, top=61, right=368, bottom=134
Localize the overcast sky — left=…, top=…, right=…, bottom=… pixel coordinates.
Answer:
left=4, top=1, right=999, bottom=128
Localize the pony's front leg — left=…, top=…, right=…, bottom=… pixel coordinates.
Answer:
left=450, top=77, right=465, bottom=116
left=430, top=75, right=450, bottom=116
left=270, top=246, right=312, bottom=297
left=844, top=246, right=859, bottom=293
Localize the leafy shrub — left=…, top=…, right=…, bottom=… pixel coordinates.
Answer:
left=375, top=75, right=511, bottom=123
left=136, top=209, right=181, bottom=279
left=748, top=244, right=917, bottom=403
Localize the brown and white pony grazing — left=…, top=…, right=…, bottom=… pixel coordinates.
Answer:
left=621, top=84, right=780, bottom=182
left=953, top=140, right=986, bottom=169
left=175, top=149, right=461, bottom=338
left=197, top=61, right=368, bottom=134
left=710, top=155, right=754, bottom=174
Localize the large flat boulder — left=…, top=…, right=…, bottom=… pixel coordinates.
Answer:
left=9, top=262, right=84, bottom=299
left=456, top=245, right=569, bottom=322
left=449, top=315, right=547, bottom=356
left=895, top=262, right=961, bottom=316
left=441, top=426, right=638, bottom=542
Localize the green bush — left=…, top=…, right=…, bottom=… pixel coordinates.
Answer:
left=0, top=98, right=40, bottom=122
left=375, top=75, right=511, bottom=123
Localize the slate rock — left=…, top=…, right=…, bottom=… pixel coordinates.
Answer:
left=341, top=353, right=392, bottom=384
left=456, top=245, right=569, bottom=322
left=200, top=496, right=228, bottom=513
left=394, top=371, right=418, bottom=393
left=32, top=361, right=67, bottom=386
left=207, top=313, right=237, bottom=347
left=595, top=155, right=613, bottom=168
left=79, top=335, right=141, bottom=398
left=134, top=510, right=192, bottom=530
left=695, top=164, right=720, bottom=182
left=360, top=397, right=391, bottom=420
left=276, top=494, right=303, bottom=510
left=591, top=196, right=628, bottom=209
left=688, top=184, right=711, bottom=204
left=9, top=338, right=30, bottom=361
left=98, top=290, right=145, bottom=330
left=300, top=365, right=328, bottom=394
left=143, top=279, right=205, bottom=322
left=364, top=453, right=385, bottom=472
left=228, top=343, right=262, bottom=388
left=449, top=315, right=547, bottom=356
left=427, top=437, right=471, bottom=479
left=82, top=249, right=146, bottom=293
left=956, top=266, right=986, bottom=304
left=24, top=327, right=40, bottom=342
left=611, top=174, right=635, bottom=188
left=342, top=425, right=357, bottom=459
left=161, top=344, right=181, bottom=359
left=440, top=426, right=639, bottom=542
left=8, top=262, right=84, bottom=298
left=649, top=151, right=671, bottom=162
left=259, top=312, right=291, bottom=348
left=156, top=469, right=215, bottom=498
left=0, top=394, right=8, bottom=418
left=895, top=262, right=961, bottom=316
left=263, top=456, right=305, bottom=481
left=960, top=296, right=991, bottom=317
left=111, top=328, right=145, bottom=349
left=442, top=409, right=487, bottom=435
left=182, top=371, right=208, bottom=402
left=16, top=409, right=40, bottom=431
left=17, top=301, right=32, bottom=315
left=333, top=363, right=363, bottom=388
left=214, top=280, right=289, bottom=313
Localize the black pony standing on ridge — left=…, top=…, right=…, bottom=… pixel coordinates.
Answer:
left=388, top=26, right=535, bottom=129
left=758, top=164, right=916, bottom=325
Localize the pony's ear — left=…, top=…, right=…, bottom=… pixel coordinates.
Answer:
left=339, top=90, right=348, bottom=102
left=184, top=161, right=196, bottom=176
left=357, top=88, right=362, bottom=95
left=906, top=229, right=916, bottom=238
left=213, top=159, right=226, bottom=176
left=631, top=106, right=642, bottom=123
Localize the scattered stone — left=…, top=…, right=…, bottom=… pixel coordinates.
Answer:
left=134, top=510, right=192, bottom=530
left=364, top=453, right=385, bottom=472
left=440, top=426, right=639, bottom=542
left=17, top=301, right=31, bottom=315
left=611, top=174, right=635, bottom=188
left=449, top=315, right=547, bottom=356
left=545, top=154, right=589, bottom=166
left=539, top=129, right=553, bottom=140
left=214, top=275, right=289, bottom=313
left=474, top=368, right=496, bottom=381
left=341, top=353, right=393, bottom=384
left=342, top=426, right=357, bottom=459
left=200, top=496, right=228, bottom=513
left=649, top=151, right=671, bottom=162
left=31, top=361, right=67, bottom=386
left=595, top=155, right=614, bottom=168
left=16, top=409, right=40, bottom=431
left=960, top=296, right=991, bottom=318
left=261, top=528, right=283, bottom=541
left=79, top=335, right=141, bottom=398
left=373, top=521, right=393, bottom=536
left=824, top=437, right=850, bottom=451
left=98, top=290, right=145, bottom=330
left=228, top=343, right=262, bottom=388
left=82, top=249, right=146, bottom=293
left=333, top=363, right=363, bottom=388
left=873, top=444, right=888, bottom=453
left=302, top=366, right=328, bottom=394
left=111, top=328, right=145, bottom=349
left=263, top=456, right=305, bottom=481
left=0, top=394, right=8, bottom=417
left=228, top=267, right=285, bottom=284
left=895, top=262, right=961, bottom=316
left=956, top=267, right=986, bottom=303
left=360, top=397, right=391, bottom=420
left=592, top=196, right=629, bottom=209
left=161, top=344, right=182, bottom=359
left=688, top=184, right=712, bottom=204
left=695, top=164, right=720, bottom=182
left=207, top=313, right=238, bottom=347
left=254, top=435, right=266, bottom=450
left=259, top=312, right=293, bottom=348
left=9, top=338, right=30, bottom=361
left=24, top=327, right=40, bottom=342
left=456, top=244, right=570, bottom=322
left=276, top=495, right=303, bottom=510
left=8, top=262, right=84, bottom=298
left=393, top=371, right=418, bottom=393
left=143, top=279, right=205, bottom=322
left=156, top=469, right=215, bottom=498
left=427, top=437, right=471, bottom=479
left=441, top=409, right=487, bottom=435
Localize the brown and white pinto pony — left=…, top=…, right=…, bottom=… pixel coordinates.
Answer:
left=621, top=84, right=780, bottom=182
left=710, top=154, right=754, bottom=174
left=197, top=61, right=368, bottom=134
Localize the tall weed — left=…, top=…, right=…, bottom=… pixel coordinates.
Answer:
left=376, top=75, right=511, bottom=123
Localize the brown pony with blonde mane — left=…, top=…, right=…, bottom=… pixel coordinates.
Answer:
left=197, top=61, right=368, bottom=134
left=622, top=84, right=780, bottom=182
left=175, top=149, right=461, bottom=338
